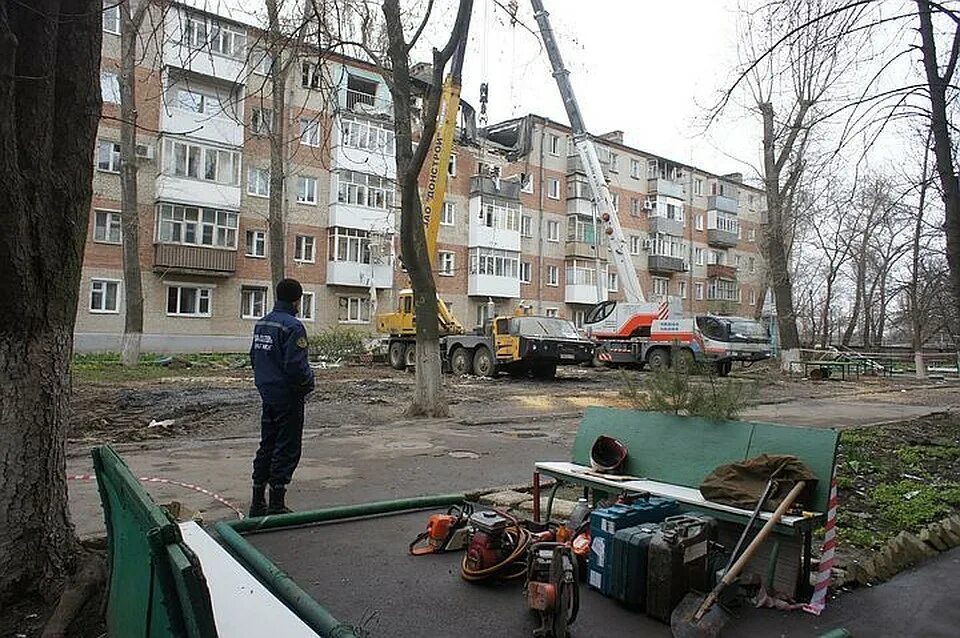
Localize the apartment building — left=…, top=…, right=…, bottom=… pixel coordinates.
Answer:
left=77, top=1, right=766, bottom=352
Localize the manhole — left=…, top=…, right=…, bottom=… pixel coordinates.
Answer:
left=448, top=450, right=481, bottom=459
left=515, top=432, right=548, bottom=439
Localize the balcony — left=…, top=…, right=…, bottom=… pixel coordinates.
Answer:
left=707, top=194, right=739, bottom=214
left=328, top=202, right=396, bottom=234
left=162, top=11, right=246, bottom=84
left=326, top=261, right=393, bottom=289
left=648, top=215, right=683, bottom=237
left=566, top=153, right=610, bottom=178
left=565, top=283, right=608, bottom=305
left=332, top=116, right=396, bottom=178
left=155, top=174, right=241, bottom=209
left=707, top=228, right=738, bottom=248
left=470, top=175, right=522, bottom=200
left=468, top=274, right=520, bottom=298
left=160, top=98, right=243, bottom=147
left=707, top=263, right=738, bottom=280
left=565, top=240, right=603, bottom=260
left=647, top=178, right=684, bottom=199
left=153, top=243, right=235, bottom=276
left=648, top=255, right=686, bottom=274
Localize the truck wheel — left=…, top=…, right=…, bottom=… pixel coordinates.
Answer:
left=388, top=341, right=406, bottom=370
left=450, top=347, right=473, bottom=376
left=473, top=347, right=496, bottom=378
left=533, top=362, right=557, bottom=379
left=507, top=362, right=530, bottom=378
left=674, top=349, right=697, bottom=375
left=647, top=348, right=669, bottom=372
left=404, top=343, right=417, bottom=368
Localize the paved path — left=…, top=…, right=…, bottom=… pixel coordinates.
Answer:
left=743, top=397, right=946, bottom=428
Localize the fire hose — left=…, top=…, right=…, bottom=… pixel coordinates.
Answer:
left=460, top=511, right=534, bottom=582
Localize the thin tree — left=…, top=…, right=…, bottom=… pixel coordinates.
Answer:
left=381, top=0, right=472, bottom=417
left=0, top=0, right=102, bottom=604
left=266, top=0, right=293, bottom=288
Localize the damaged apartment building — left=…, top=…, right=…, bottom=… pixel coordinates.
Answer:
left=77, top=0, right=766, bottom=352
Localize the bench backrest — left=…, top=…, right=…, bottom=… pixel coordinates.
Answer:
left=571, top=407, right=838, bottom=513
left=93, top=445, right=218, bottom=638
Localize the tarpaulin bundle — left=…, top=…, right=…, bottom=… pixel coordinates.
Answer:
left=699, top=454, right=818, bottom=510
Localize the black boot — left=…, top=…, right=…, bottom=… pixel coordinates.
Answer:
left=248, top=483, right=267, bottom=518
left=267, top=485, right=293, bottom=515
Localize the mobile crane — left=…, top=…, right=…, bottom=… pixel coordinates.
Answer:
left=376, top=7, right=594, bottom=377
left=530, top=0, right=771, bottom=375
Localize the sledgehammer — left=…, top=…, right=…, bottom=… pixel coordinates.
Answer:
left=670, top=480, right=807, bottom=638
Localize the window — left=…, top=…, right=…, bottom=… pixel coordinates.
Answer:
left=245, top=230, right=266, bottom=258
left=521, top=175, right=534, bottom=194
left=470, top=248, right=519, bottom=278
left=299, top=119, right=320, bottom=147
left=167, top=285, right=212, bottom=317
left=94, top=210, right=122, bottom=243
left=695, top=282, right=704, bottom=300
left=441, top=201, right=455, bottom=226
left=301, top=62, right=321, bottom=88
left=520, top=214, right=533, bottom=238
left=612, top=192, right=620, bottom=211
left=694, top=179, right=703, bottom=196
left=707, top=278, right=740, bottom=302
left=546, top=265, right=559, bottom=286
left=545, top=308, right=559, bottom=318
left=546, top=220, right=559, bottom=242
left=301, top=292, right=315, bottom=321
left=247, top=167, right=270, bottom=197
left=548, top=133, right=560, bottom=155
left=183, top=14, right=246, bottom=60
left=608, top=152, right=619, bottom=173
left=341, top=116, right=395, bottom=155
left=573, top=310, right=586, bottom=328
left=520, top=261, right=532, bottom=284
left=630, top=235, right=642, bottom=255
left=735, top=254, right=741, bottom=268
left=251, top=108, right=272, bottom=135
left=566, top=260, right=600, bottom=290
left=749, top=289, right=757, bottom=305
left=338, top=296, right=371, bottom=323
left=175, top=88, right=225, bottom=118
left=547, top=178, right=560, bottom=200
left=102, top=1, right=120, bottom=33
left=707, top=210, right=739, bottom=235
left=438, top=251, right=455, bottom=276
left=448, top=154, right=457, bottom=177
left=164, top=139, right=239, bottom=185
left=631, top=198, right=640, bottom=217
left=328, top=227, right=389, bottom=265
left=252, top=48, right=273, bottom=75
left=100, top=71, right=119, bottom=103
left=241, top=287, right=267, bottom=319
left=480, top=200, right=520, bottom=232
left=749, top=257, right=756, bottom=274
left=295, top=235, right=315, bottom=263
left=695, top=247, right=704, bottom=266
left=653, top=277, right=669, bottom=297
left=695, top=215, right=704, bottom=231
left=737, top=225, right=742, bottom=239
left=96, top=140, right=121, bottom=172
left=90, top=279, right=119, bottom=313
left=567, top=216, right=597, bottom=244
left=749, top=228, right=756, bottom=242
left=297, top=176, right=318, bottom=204
left=337, top=170, right=394, bottom=210
left=679, top=280, right=687, bottom=299
left=608, top=272, right=619, bottom=292
left=157, top=204, right=238, bottom=248
left=630, top=159, right=641, bottom=179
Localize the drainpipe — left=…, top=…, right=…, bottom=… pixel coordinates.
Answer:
left=536, top=116, right=545, bottom=314
left=687, top=168, right=694, bottom=315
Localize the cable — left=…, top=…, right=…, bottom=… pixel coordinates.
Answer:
left=460, top=523, right=532, bottom=581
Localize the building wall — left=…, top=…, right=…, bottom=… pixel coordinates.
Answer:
left=75, top=2, right=767, bottom=353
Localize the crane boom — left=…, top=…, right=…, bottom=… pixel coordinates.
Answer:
left=529, top=0, right=646, bottom=304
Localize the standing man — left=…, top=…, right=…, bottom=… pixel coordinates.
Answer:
left=249, top=278, right=315, bottom=516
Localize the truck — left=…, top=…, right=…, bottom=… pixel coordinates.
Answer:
left=530, top=0, right=773, bottom=375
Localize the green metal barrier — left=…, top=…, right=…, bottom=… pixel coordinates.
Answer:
left=93, top=445, right=218, bottom=637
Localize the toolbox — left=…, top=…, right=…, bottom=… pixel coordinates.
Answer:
left=608, top=523, right=659, bottom=609
left=645, top=514, right=714, bottom=623
left=587, top=497, right=678, bottom=596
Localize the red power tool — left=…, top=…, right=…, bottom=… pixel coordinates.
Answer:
left=525, top=542, right=580, bottom=638
left=409, top=504, right=472, bottom=556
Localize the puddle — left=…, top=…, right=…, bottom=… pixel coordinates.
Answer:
left=448, top=450, right=481, bottom=459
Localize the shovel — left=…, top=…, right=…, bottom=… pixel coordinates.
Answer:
left=670, top=480, right=807, bottom=638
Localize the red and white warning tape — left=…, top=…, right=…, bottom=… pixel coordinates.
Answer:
left=803, top=475, right=838, bottom=615
left=68, top=473, right=245, bottom=519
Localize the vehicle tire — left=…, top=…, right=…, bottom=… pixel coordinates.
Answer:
left=674, top=349, right=697, bottom=375
left=473, top=347, right=496, bottom=378
left=533, top=362, right=557, bottom=379
left=647, top=348, right=670, bottom=372
left=404, top=343, right=417, bottom=368
left=389, top=341, right=406, bottom=370
left=507, top=362, right=530, bottom=378
left=450, top=347, right=473, bottom=376
left=716, top=361, right=733, bottom=377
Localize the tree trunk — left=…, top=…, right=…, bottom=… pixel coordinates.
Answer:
left=118, top=1, right=144, bottom=367
left=267, top=0, right=287, bottom=289
left=843, top=256, right=864, bottom=345
left=0, top=0, right=101, bottom=597
left=911, top=140, right=929, bottom=378
left=917, top=0, right=960, bottom=319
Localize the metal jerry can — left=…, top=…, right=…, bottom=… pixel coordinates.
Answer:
left=644, top=515, right=712, bottom=623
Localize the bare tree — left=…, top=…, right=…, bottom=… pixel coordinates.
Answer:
left=266, top=0, right=293, bottom=288
left=381, top=0, right=472, bottom=417
left=0, top=0, right=102, bottom=601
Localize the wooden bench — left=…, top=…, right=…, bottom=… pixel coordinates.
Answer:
left=93, top=445, right=319, bottom=637
left=532, top=407, right=839, bottom=597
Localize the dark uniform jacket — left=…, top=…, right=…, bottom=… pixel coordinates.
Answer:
left=250, top=301, right=315, bottom=403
